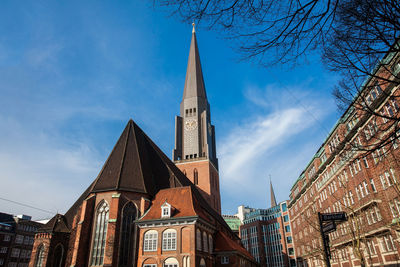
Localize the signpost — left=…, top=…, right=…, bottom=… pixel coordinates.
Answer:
left=318, top=212, right=348, bottom=267
left=321, top=212, right=347, bottom=222
left=322, top=221, right=336, bottom=234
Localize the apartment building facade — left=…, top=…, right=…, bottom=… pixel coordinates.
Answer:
left=289, top=51, right=400, bottom=266
left=0, top=213, right=42, bottom=267
left=240, top=201, right=296, bottom=267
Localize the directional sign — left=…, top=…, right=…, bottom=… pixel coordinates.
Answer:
left=321, top=212, right=347, bottom=222
left=322, top=221, right=336, bottom=233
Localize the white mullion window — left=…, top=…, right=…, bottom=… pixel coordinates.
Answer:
left=91, top=201, right=109, bottom=266
left=143, top=230, right=158, bottom=252
left=162, top=229, right=177, bottom=251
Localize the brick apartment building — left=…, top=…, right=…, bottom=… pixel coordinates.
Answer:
left=0, top=213, right=42, bottom=267
left=28, top=26, right=257, bottom=267
left=289, top=50, right=400, bottom=266
left=239, top=183, right=296, bottom=267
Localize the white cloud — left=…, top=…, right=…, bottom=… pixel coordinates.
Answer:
left=218, top=83, right=336, bottom=212
left=219, top=107, right=312, bottom=187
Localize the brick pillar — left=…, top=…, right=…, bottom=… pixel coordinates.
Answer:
left=70, top=196, right=95, bottom=266
left=103, top=193, right=121, bottom=266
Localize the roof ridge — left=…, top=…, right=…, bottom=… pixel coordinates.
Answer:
left=89, top=121, right=131, bottom=192
left=116, top=120, right=131, bottom=189
left=132, top=121, right=147, bottom=193
left=187, top=186, right=197, bottom=216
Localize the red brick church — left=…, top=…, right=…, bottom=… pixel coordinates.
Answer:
left=28, top=26, right=257, bottom=267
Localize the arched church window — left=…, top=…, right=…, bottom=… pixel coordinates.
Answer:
left=196, top=229, right=202, bottom=251
left=209, top=234, right=213, bottom=252
left=34, top=244, right=45, bottom=267
left=203, top=232, right=208, bottom=252
left=119, top=202, right=137, bottom=266
left=52, top=244, right=64, bottom=267
left=90, top=201, right=109, bottom=266
left=194, top=169, right=198, bottom=185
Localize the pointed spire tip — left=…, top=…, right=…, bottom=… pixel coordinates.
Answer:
left=192, top=22, right=195, bottom=33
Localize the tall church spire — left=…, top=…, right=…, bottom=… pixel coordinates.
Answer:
left=182, top=23, right=207, bottom=100
left=173, top=27, right=217, bottom=167
left=270, top=178, right=277, bottom=207
left=173, top=26, right=221, bottom=213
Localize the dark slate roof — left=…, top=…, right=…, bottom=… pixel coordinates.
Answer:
left=182, top=28, right=207, bottom=100
left=43, top=119, right=193, bottom=232
left=40, top=214, right=69, bottom=233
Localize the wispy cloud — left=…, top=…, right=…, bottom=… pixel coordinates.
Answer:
left=219, top=83, right=335, bottom=212
left=220, top=108, right=311, bottom=181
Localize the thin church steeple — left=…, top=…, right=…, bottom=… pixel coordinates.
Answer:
left=173, top=26, right=217, bottom=167
left=172, top=26, right=221, bottom=213
left=270, top=178, right=277, bottom=207
left=182, top=22, right=207, bottom=100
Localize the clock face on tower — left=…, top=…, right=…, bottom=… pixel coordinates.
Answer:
left=185, top=119, right=197, bottom=130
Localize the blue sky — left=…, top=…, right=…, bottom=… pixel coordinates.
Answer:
left=0, top=0, right=342, bottom=219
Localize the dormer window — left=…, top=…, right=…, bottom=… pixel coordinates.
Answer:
left=161, top=202, right=171, bottom=218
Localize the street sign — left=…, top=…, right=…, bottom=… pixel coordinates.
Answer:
left=321, top=212, right=347, bottom=222
left=322, top=221, right=336, bottom=233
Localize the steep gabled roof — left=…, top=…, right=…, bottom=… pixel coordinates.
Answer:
left=43, top=119, right=194, bottom=231
left=90, top=119, right=175, bottom=194
left=40, top=214, right=69, bottom=233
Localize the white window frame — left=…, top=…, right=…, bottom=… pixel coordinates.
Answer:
left=162, top=229, right=177, bottom=251
left=221, top=256, right=229, bottom=264
left=143, top=230, right=158, bottom=252
left=161, top=202, right=171, bottom=218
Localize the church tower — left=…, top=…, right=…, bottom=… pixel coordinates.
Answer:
left=173, top=25, right=221, bottom=214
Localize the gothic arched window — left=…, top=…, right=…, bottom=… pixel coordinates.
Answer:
left=209, top=234, right=213, bottom=252
left=34, top=244, right=45, bottom=267
left=53, top=244, right=64, bottom=267
left=194, top=169, right=198, bottom=185
left=196, top=229, right=202, bottom=251
left=119, top=202, right=137, bottom=266
left=90, top=201, right=109, bottom=266
left=203, top=232, right=208, bottom=252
